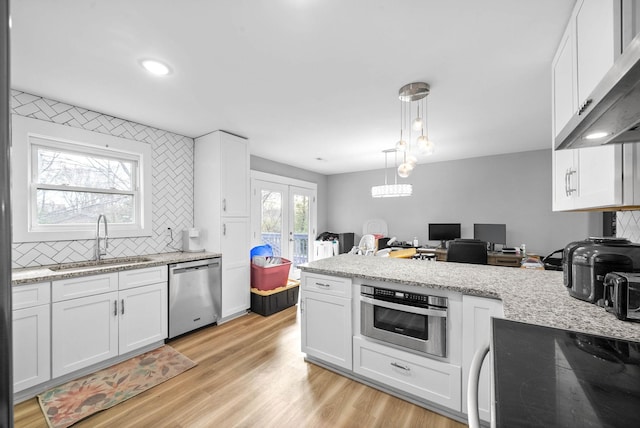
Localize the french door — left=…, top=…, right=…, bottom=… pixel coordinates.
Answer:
left=250, top=172, right=317, bottom=278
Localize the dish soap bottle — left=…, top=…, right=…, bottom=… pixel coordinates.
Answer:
left=413, top=237, right=419, bottom=247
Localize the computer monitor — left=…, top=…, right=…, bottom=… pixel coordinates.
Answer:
left=473, top=223, right=506, bottom=251
left=428, top=223, right=461, bottom=248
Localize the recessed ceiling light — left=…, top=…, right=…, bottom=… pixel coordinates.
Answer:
left=584, top=131, right=609, bottom=140
left=140, top=59, right=171, bottom=76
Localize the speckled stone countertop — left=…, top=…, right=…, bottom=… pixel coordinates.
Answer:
left=301, top=254, right=640, bottom=343
left=11, top=251, right=222, bottom=286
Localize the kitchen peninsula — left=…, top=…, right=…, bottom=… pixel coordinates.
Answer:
left=299, top=254, right=640, bottom=424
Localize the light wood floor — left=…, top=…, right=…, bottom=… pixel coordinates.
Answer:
left=14, top=306, right=468, bottom=428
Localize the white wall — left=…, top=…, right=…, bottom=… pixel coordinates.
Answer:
left=326, top=149, right=601, bottom=256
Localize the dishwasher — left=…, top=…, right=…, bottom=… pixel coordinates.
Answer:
left=168, top=257, right=221, bottom=339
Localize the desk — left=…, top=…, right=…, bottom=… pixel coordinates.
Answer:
left=426, top=248, right=523, bottom=267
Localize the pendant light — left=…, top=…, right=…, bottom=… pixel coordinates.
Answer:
left=371, top=149, right=413, bottom=198
left=396, top=82, right=435, bottom=177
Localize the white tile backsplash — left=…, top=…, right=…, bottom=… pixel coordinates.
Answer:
left=616, top=211, right=640, bottom=243
left=11, top=90, right=194, bottom=268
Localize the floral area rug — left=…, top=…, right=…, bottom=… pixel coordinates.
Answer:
left=38, top=345, right=196, bottom=428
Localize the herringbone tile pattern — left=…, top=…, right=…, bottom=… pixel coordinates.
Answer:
left=617, top=211, right=640, bottom=243
left=11, top=90, right=194, bottom=268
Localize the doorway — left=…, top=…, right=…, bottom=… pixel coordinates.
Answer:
left=250, top=171, right=317, bottom=279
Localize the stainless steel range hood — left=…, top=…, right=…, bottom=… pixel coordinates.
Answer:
left=555, top=33, right=640, bottom=150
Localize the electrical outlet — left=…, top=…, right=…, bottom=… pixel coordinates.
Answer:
left=166, top=227, right=172, bottom=240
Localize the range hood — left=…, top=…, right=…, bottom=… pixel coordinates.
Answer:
left=555, top=33, right=640, bottom=150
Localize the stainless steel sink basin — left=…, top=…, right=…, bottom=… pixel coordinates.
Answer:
left=48, top=256, right=153, bottom=271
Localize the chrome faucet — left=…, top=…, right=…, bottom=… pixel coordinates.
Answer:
left=95, top=214, right=108, bottom=261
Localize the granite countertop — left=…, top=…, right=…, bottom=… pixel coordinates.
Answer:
left=11, top=251, right=222, bottom=286
left=301, top=254, right=640, bottom=343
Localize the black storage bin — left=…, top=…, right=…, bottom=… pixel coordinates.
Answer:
left=251, top=282, right=300, bottom=316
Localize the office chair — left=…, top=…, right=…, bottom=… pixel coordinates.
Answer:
left=447, top=239, right=488, bottom=265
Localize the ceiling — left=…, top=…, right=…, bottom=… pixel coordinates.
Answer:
left=9, top=0, right=576, bottom=175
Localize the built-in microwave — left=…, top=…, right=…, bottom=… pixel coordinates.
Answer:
left=360, top=285, right=447, bottom=358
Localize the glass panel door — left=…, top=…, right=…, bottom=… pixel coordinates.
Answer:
left=251, top=176, right=317, bottom=280
left=255, top=182, right=288, bottom=257
left=290, top=186, right=314, bottom=275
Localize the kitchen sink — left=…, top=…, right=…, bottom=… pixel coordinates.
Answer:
left=48, top=256, right=153, bottom=271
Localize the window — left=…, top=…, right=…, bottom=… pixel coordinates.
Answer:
left=12, top=115, right=152, bottom=242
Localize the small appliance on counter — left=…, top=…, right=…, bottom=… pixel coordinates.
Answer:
left=562, top=237, right=640, bottom=303
left=603, top=272, right=640, bottom=322
left=182, top=228, right=204, bottom=252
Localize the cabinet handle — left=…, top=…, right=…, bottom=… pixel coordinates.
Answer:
left=223, top=223, right=227, bottom=236
left=223, top=198, right=227, bottom=212
left=300, top=300, right=304, bottom=314
left=121, top=299, right=125, bottom=315
left=390, top=362, right=411, bottom=372
left=113, top=300, right=117, bottom=317
left=567, top=169, right=577, bottom=195
left=578, top=98, right=593, bottom=115
left=564, top=169, right=570, bottom=196
left=315, top=282, right=330, bottom=289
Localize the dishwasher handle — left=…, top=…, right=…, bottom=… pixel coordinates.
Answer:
left=171, top=262, right=220, bottom=275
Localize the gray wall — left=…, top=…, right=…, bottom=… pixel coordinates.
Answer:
left=250, top=155, right=329, bottom=235
left=326, top=149, right=601, bottom=256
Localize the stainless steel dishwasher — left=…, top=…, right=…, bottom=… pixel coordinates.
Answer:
left=168, top=257, right=221, bottom=338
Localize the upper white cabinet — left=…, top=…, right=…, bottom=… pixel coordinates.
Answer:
left=195, top=131, right=251, bottom=320
left=552, top=0, right=624, bottom=211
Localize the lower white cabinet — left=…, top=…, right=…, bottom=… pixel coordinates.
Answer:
left=354, top=337, right=462, bottom=411
left=52, top=291, right=119, bottom=377
left=51, top=267, right=168, bottom=378
left=118, top=283, right=167, bottom=354
left=300, top=272, right=352, bottom=370
left=461, top=295, right=504, bottom=423
left=12, top=282, right=51, bottom=393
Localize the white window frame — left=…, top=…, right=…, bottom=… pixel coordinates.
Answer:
left=11, top=115, right=152, bottom=242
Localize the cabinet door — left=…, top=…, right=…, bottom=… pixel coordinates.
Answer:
left=221, top=217, right=250, bottom=318
left=552, top=23, right=575, bottom=138
left=462, top=296, right=504, bottom=424
left=575, top=145, right=622, bottom=208
left=52, top=291, right=119, bottom=377
left=13, top=305, right=51, bottom=392
left=119, top=283, right=168, bottom=354
left=575, top=0, right=615, bottom=105
left=552, top=149, right=577, bottom=211
left=301, top=290, right=352, bottom=370
left=220, top=133, right=249, bottom=217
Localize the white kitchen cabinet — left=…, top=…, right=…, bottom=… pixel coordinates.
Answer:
left=220, top=217, right=251, bottom=318
left=12, top=282, right=51, bottom=393
left=552, top=145, right=623, bottom=211
left=300, top=272, right=352, bottom=370
left=52, top=290, right=119, bottom=377
left=195, top=131, right=251, bottom=320
left=52, top=267, right=168, bottom=377
left=353, top=337, right=461, bottom=411
left=118, top=282, right=168, bottom=354
left=551, top=0, right=623, bottom=211
left=461, top=295, right=504, bottom=424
